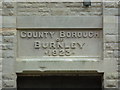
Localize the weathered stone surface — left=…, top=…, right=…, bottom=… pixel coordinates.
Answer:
left=3, top=36, right=14, bottom=43
left=0, top=48, right=1, bottom=57
left=17, top=2, right=102, bottom=16
left=113, top=50, right=120, bottom=58
left=0, top=73, right=2, bottom=80
left=105, top=35, right=118, bottom=43
left=105, top=43, right=119, bottom=50
left=0, top=79, right=1, bottom=90
left=3, top=0, right=15, bottom=2
left=0, top=58, right=2, bottom=65
left=2, top=2, right=16, bottom=16
left=2, top=31, right=15, bottom=36
left=0, top=66, right=2, bottom=72
left=2, top=8, right=15, bottom=16
left=104, top=2, right=119, bottom=8
left=3, top=2, right=15, bottom=8
left=0, top=10, right=2, bottom=16
left=104, top=28, right=118, bottom=35
left=2, top=74, right=15, bottom=80
left=103, top=1, right=119, bottom=89
left=3, top=58, right=15, bottom=73
left=2, top=44, right=14, bottom=50
left=2, top=51, right=14, bottom=58
left=104, top=51, right=114, bottom=58
left=106, top=73, right=118, bottom=79
left=104, top=16, right=118, bottom=23
left=3, top=80, right=15, bottom=88
left=106, top=80, right=118, bottom=88
left=104, top=8, right=118, bottom=16
left=3, top=16, right=16, bottom=28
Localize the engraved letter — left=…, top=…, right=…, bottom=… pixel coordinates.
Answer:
left=52, top=50, right=57, bottom=56
left=50, top=42, right=56, bottom=49
left=33, top=32, right=38, bottom=38
left=44, top=32, right=48, bottom=38
left=66, top=32, right=71, bottom=38
left=59, top=49, right=65, bottom=56
left=34, top=41, right=40, bottom=49
left=60, top=31, right=65, bottom=38
left=27, top=32, right=32, bottom=38
left=49, top=32, right=55, bottom=38
left=88, top=32, right=94, bottom=38
left=20, top=31, right=26, bottom=38
left=65, top=49, right=71, bottom=56
left=83, top=32, right=87, bottom=38
left=42, top=43, right=49, bottom=49
left=38, top=32, right=43, bottom=38
left=94, top=32, right=100, bottom=38
left=71, top=42, right=76, bottom=49
left=77, top=43, right=85, bottom=49
left=57, top=42, right=64, bottom=49
left=78, top=32, right=82, bottom=38
left=72, top=32, right=77, bottom=38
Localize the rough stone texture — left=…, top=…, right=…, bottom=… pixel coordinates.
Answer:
left=3, top=80, right=15, bottom=88
left=2, top=2, right=16, bottom=16
left=2, top=29, right=17, bottom=88
left=106, top=80, right=118, bottom=87
left=17, top=2, right=102, bottom=16
left=2, top=73, right=16, bottom=80
left=103, top=0, right=119, bottom=89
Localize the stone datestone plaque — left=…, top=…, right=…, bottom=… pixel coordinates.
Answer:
left=17, top=30, right=102, bottom=61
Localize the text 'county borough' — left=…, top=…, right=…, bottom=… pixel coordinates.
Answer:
left=20, top=31, right=100, bottom=38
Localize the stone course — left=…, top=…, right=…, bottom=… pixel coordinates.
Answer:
left=17, top=2, right=102, bottom=16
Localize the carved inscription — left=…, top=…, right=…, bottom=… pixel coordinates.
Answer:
left=20, top=31, right=99, bottom=38
left=19, top=30, right=101, bottom=57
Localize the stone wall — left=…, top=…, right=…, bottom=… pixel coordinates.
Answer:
left=103, top=1, right=119, bottom=89
left=2, top=29, right=16, bottom=89
left=1, top=0, right=119, bottom=89
left=2, top=1, right=17, bottom=89
left=17, top=2, right=102, bottom=16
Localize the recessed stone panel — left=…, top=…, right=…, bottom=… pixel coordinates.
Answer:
left=17, top=29, right=103, bottom=61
